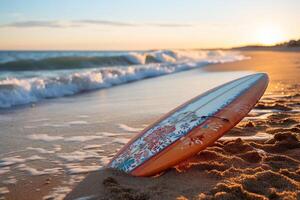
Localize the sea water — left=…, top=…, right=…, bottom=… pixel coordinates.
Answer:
left=0, top=50, right=246, bottom=108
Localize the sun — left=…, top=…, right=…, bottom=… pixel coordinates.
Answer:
left=256, top=26, right=286, bottom=46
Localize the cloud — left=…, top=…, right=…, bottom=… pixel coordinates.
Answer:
left=2, top=20, right=64, bottom=28
left=0, top=20, right=194, bottom=29
left=0, top=20, right=136, bottom=28
left=75, top=19, right=137, bottom=27
left=148, top=23, right=193, bottom=27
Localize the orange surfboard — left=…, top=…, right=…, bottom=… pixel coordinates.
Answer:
left=108, top=73, right=269, bottom=176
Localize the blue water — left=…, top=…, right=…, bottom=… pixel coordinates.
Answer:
left=0, top=50, right=246, bottom=108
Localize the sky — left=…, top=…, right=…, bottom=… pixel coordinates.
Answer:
left=0, top=0, right=299, bottom=50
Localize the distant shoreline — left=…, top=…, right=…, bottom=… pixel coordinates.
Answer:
left=231, top=46, right=300, bottom=52
left=1, top=46, right=300, bottom=53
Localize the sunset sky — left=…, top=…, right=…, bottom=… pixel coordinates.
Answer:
left=0, top=0, right=299, bottom=50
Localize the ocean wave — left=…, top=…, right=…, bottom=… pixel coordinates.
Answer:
left=0, top=50, right=176, bottom=71
left=0, top=50, right=247, bottom=108
left=0, top=50, right=243, bottom=71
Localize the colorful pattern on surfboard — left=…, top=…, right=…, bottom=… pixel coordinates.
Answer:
left=109, top=73, right=265, bottom=173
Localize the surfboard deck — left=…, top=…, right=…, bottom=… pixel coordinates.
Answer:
left=108, top=73, right=269, bottom=176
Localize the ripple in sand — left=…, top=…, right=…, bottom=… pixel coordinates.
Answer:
left=222, top=132, right=273, bottom=141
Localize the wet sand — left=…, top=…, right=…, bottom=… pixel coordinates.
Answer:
left=0, top=67, right=252, bottom=200
left=66, top=51, right=300, bottom=200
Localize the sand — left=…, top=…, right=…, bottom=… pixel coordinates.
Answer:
left=0, top=63, right=252, bottom=199
left=65, top=51, right=300, bottom=200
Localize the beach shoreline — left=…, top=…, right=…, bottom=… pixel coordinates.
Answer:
left=65, top=50, right=300, bottom=200
left=0, top=50, right=299, bottom=200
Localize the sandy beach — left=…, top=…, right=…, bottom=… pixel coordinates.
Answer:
left=1, top=1, right=300, bottom=200
left=0, top=50, right=299, bottom=200
left=65, top=51, right=300, bottom=200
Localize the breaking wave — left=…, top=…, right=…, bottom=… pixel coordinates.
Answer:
left=0, top=50, right=247, bottom=108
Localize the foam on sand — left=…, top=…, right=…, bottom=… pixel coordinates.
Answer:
left=26, top=134, right=107, bottom=142
left=113, top=138, right=130, bottom=144
left=0, top=167, right=10, bottom=175
left=42, top=186, right=72, bottom=200
left=26, top=147, right=56, bottom=154
left=64, top=135, right=104, bottom=142
left=82, top=144, right=104, bottom=150
left=118, top=124, right=143, bottom=132
left=0, top=187, right=9, bottom=195
left=96, top=132, right=120, bottom=137
left=57, top=151, right=101, bottom=162
left=0, top=155, right=44, bottom=167
left=27, top=134, right=64, bottom=142
left=2, top=177, right=17, bottom=185
left=100, top=156, right=111, bottom=165
left=65, top=163, right=100, bottom=175
left=68, top=121, right=89, bottom=125
left=17, top=164, right=62, bottom=176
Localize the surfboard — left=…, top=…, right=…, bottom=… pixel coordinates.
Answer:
left=108, top=73, right=269, bottom=176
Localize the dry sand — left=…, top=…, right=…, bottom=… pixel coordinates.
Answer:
left=65, top=51, right=300, bottom=200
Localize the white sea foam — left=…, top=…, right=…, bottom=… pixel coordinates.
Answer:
left=0, top=187, right=9, bottom=195
left=57, top=151, right=101, bottom=162
left=68, top=175, right=85, bottom=185
left=77, top=115, right=89, bottom=118
left=82, top=144, right=104, bottom=150
left=27, top=147, right=56, bottom=154
left=96, top=132, right=119, bottom=137
left=73, top=196, right=96, bottom=200
left=0, top=50, right=247, bottom=108
left=29, top=118, right=50, bottom=123
left=118, top=124, right=143, bottom=132
left=0, top=167, right=10, bottom=175
left=2, top=177, right=17, bottom=185
left=64, top=135, right=104, bottom=142
left=0, top=155, right=44, bottom=167
left=53, top=145, right=62, bottom=151
left=26, top=133, right=120, bottom=143
left=113, top=138, right=130, bottom=144
left=100, top=156, right=111, bottom=165
left=68, top=121, right=89, bottom=125
left=17, top=164, right=62, bottom=176
left=27, top=134, right=64, bottom=142
left=40, top=123, right=70, bottom=128
left=42, top=186, right=71, bottom=200
left=65, top=163, right=100, bottom=174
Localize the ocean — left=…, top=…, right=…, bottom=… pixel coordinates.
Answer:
left=0, top=50, right=246, bottom=108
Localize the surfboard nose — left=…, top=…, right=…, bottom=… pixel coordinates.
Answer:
left=256, top=72, right=268, bottom=79
left=254, top=72, right=269, bottom=86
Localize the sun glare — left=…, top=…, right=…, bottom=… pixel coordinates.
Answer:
left=256, top=26, right=286, bottom=46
